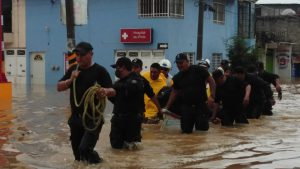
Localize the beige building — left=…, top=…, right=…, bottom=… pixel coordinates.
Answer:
left=255, top=1, right=300, bottom=79
left=3, top=0, right=26, bottom=84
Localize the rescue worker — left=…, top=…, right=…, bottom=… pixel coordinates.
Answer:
left=212, top=69, right=250, bottom=126
left=257, top=61, right=282, bottom=115
left=218, top=59, right=231, bottom=77
left=198, top=59, right=217, bottom=122
left=57, top=42, right=115, bottom=163
left=142, top=63, right=166, bottom=123
left=132, top=58, right=144, bottom=74
left=159, top=59, right=173, bottom=87
left=157, top=59, right=179, bottom=117
left=131, top=58, right=162, bottom=123
left=233, top=66, right=269, bottom=119
left=198, top=59, right=211, bottom=70
left=110, top=57, right=145, bottom=149
left=163, top=53, right=216, bottom=133
left=198, top=59, right=212, bottom=96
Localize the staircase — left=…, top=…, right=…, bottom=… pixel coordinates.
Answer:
left=0, top=73, right=8, bottom=83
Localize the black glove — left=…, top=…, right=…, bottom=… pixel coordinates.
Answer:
left=157, top=112, right=164, bottom=120
left=278, top=91, right=282, bottom=100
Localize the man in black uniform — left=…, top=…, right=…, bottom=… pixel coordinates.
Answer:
left=110, top=57, right=145, bottom=149
left=57, top=42, right=115, bottom=163
left=218, top=59, right=231, bottom=77
left=257, top=61, right=282, bottom=115
left=164, top=53, right=216, bottom=133
left=233, top=66, right=270, bottom=119
left=131, top=58, right=162, bottom=123
left=212, top=69, right=250, bottom=126
left=132, top=58, right=143, bottom=74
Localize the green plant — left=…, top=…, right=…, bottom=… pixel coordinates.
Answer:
left=226, top=36, right=261, bottom=69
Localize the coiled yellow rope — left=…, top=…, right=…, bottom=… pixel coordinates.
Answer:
left=73, top=78, right=106, bottom=131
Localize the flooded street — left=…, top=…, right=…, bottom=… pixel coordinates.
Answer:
left=1, top=83, right=300, bottom=168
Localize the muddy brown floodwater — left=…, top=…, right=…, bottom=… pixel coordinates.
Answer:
left=0, top=83, right=300, bottom=169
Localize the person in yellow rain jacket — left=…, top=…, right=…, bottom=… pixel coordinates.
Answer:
left=142, top=63, right=167, bottom=124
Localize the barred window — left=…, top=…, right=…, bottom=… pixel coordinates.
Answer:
left=138, top=0, right=184, bottom=18
left=238, top=2, right=254, bottom=38
left=213, top=0, right=225, bottom=24
left=212, top=53, right=223, bottom=70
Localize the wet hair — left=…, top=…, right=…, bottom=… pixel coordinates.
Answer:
left=212, top=69, right=224, bottom=81
left=247, top=64, right=257, bottom=74
left=150, top=63, right=161, bottom=71
left=257, top=61, right=264, bottom=71
left=233, top=66, right=245, bottom=74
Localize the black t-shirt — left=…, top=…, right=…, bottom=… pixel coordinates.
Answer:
left=215, top=76, right=246, bottom=111
left=59, top=63, right=113, bottom=116
left=245, top=73, right=268, bottom=103
left=112, top=72, right=145, bottom=115
left=173, top=65, right=210, bottom=105
left=258, top=71, right=279, bottom=87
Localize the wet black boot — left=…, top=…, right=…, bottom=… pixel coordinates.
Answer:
left=86, top=151, right=103, bottom=164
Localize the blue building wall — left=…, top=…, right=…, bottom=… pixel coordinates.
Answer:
left=26, top=0, right=238, bottom=85
left=203, top=0, right=238, bottom=61
left=26, top=1, right=68, bottom=85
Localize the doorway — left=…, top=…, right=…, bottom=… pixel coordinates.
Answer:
left=30, top=52, right=45, bottom=84
left=4, top=49, right=27, bottom=84
left=266, top=49, right=275, bottom=73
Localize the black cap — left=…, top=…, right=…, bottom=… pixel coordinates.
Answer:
left=175, top=53, right=188, bottom=62
left=111, top=57, right=132, bottom=70
left=132, top=58, right=143, bottom=68
left=221, top=59, right=230, bottom=66
left=73, top=42, right=93, bottom=56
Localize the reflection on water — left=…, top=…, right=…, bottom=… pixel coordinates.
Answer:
left=0, top=83, right=300, bottom=168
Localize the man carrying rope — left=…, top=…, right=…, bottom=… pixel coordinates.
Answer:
left=57, top=42, right=115, bottom=164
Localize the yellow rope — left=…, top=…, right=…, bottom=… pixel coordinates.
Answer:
left=73, top=78, right=106, bottom=131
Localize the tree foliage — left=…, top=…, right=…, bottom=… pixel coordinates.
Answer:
left=226, top=36, right=261, bottom=69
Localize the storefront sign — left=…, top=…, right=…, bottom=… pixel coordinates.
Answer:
left=120, top=28, right=152, bottom=43
left=277, top=54, right=289, bottom=69
left=277, top=45, right=291, bottom=69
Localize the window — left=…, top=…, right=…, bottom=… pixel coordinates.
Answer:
left=211, top=53, right=222, bottom=70
left=238, top=2, right=254, bottom=38
left=141, top=51, right=151, bottom=57
left=128, top=51, right=139, bottom=57
left=255, top=7, right=261, bottom=17
left=153, top=50, right=164, bottom=57
left=183, top=52, right=195, bottom=65
left=2, top=0, right=12, bottom=32
left=213, top=0, right=225, bottom=24
left=138, top=0, right=184, bottom=18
